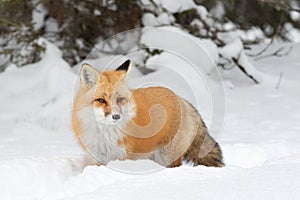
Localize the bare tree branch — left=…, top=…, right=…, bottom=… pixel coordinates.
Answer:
left=232, top=57, right=260, bottom=84
left=254, top=46, right=293, bottom=60
left=247, top=11, right=284, bottom=57
left=276, top=72, right=283, bottom=89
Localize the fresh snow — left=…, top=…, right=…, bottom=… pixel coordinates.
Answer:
left=142, top=13, right=175, bottom=27
left=284, top=23, right=300, bottom=43
left=32, top=2, right=47, bottom=31
left=155, top=0, right=197, bottom=13
left=1, top=36, right=300, bottom=200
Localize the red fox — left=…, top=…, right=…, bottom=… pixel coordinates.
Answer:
left=72, top=60, right=224, bottom=167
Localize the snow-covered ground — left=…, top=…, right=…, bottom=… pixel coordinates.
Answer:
left=0, top=35, right=300, bottom=200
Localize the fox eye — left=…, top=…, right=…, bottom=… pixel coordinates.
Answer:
left=96, top=98, right=106, bottom=104
left=117, top=97, right=124, bottom=103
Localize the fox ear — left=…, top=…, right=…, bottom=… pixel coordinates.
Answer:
left=80, top=63, right=99, bottom=88
left=116, top=59, right=131, bottom=72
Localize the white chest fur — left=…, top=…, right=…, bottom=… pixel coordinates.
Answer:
left=77, top=107, right=126, bottom=164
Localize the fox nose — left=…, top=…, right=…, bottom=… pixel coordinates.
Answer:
left=112, top=114, right=121, bottom=120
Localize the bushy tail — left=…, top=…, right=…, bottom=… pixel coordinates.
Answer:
left=184, top=123, right=224, bottom=167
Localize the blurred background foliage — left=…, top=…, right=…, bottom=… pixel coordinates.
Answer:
left=0, top=0, right=299, bottom=71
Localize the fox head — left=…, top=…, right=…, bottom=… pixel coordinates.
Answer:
left=79, top=60, right=135, bottom=125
